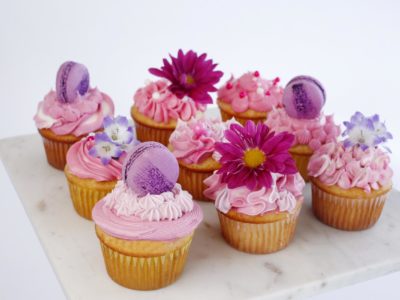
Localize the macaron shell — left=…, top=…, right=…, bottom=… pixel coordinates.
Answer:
left=56, top=61, right=90, bottom=103
left=122, top=142, right=179, bottom=197
left=282, top=75, right=325, bottom=119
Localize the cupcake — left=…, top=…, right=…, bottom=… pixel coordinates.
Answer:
left=204, top=121, right=305, bottom=254
left=168, top=116, right=236, bottom=201
left=34, top=61, right=114, bottom=170
left=265, top=75, right=341, bottom=181
left=131, top=49, right=223, bottom=146
left=308, top=112, right=393, bottom=231
left=217, top=71, right=283, bottom=124
left=65, top=116, right=138, bottom=220
left=92, top=141, right=203, bottom=290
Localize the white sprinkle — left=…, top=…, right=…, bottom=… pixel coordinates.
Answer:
left=152, top=91, right=161, bottom=99
left=257, top=87, right=264, bottom=95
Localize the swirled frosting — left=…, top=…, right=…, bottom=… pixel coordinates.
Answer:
left=204, top=172, right=305, bottom=215
left=169, top=117, right=234, bottom=164
left=66, top=136, right=123, bottom=181
left=265, top=108, right=341, bottom=150
left=217, top=72, right=283, bottom=113
left=308, top=142, right=393, bottom=192
left=34, top=88, right=114, bottom=136
left=92, top=181, right=203, bottom=241
left=133, top=80, right=205, bottom=124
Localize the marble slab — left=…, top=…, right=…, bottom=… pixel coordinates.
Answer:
left=1, top=134, right=400, bottom=300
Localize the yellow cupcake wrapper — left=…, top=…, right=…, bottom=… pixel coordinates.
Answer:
left=218, top=108, right=267, bottom=125
left=133, top=119, right=174, bottom=146
left=289, top=150, right=312, bottom=182
left=311, top=182, right=390, bottom=231
left=178, top=164, right=215, bottom=201
left=217, top=204, right=302, bottom=254
left=64, top=168, right=116, bottom=220
left=39, top=134, right=76, bottom=170
left=96, top=226, right=194, bottom=290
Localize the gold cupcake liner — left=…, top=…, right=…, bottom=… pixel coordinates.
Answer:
left=64, top=167, right=116, bottom=220
left=219, top=108, right=266, bottom=125
left=289, top=150, right=312, bottom=182
left=96, top=226, right=194, bottom=290
left=217, top=204, right=302, bottom=254
left=133, top=119, right=174, bottom=146
left=178, top=164, right=215, bottom=201
left=38, top=130, right=79, bottom=170
left=311, top=181, right=390, bottom=231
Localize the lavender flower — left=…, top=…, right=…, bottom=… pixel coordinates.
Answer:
left=89, top=116, right=138, bottom=165
left=89, top=133, right=123, bottom=165
left=342, top=112, right=392, bottom=151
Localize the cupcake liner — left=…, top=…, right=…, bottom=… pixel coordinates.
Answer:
left=38, top=129, right=79, bottom=170
left=289, top=149, right=312, bottom=182
left=96, top=226, right=193, bottom=290
left=133, top=119, right=174, bottom=146
left=65, top=167, right=116, bottom=220
left=311, top=181, right=390, bottom=231
left=219, top=108, right=266, bottom=125
left=217, top=203, right=302, bottom=254
left=178, top=164, right=215, bottom=201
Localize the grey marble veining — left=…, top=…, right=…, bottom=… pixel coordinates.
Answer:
left=1, top=134, right=400, bottom=300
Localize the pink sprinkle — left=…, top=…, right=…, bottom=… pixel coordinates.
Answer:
left=239, top=91, right=246, bottom=98
left=273, top=77, right=280, bottom=85
left=226, top=82, right=233, bottom=89
left=265, top=91, right=271, bottom=96
left=254, top=71, right=260, bottom=77
left=87, top=136, right=94, bottom=141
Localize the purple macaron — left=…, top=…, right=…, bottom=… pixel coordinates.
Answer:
left=56, top=61, right=90, bottom=103
left=122, top=142, right=179, bottom=197
left=282, top=75, right=326, bottom=119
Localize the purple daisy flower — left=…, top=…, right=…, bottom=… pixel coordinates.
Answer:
left=149, top=49, right=223, bottom=105
left=215, top=121, right=297, bottom=190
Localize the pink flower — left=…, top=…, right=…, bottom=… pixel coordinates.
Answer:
left=215, top=121, right=297, bottom=190
left=149, top=49, right=223, bottom=105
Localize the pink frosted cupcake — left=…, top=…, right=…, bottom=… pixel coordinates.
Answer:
left=217, top=71, right=283, bottom=124
left=308, top=112, right=393, bottom=231
left=204, top=121, right=305, bottom=254
left=34, top=61, right=114, bottom=170
left=64, top=116, right=139, bottom=220
left=265, top=75, right=340, bottom=181
left=131, top=49, right=223, bottom=146
left=168, top=116, right=236, bottom=201
left=92, top=141, right=203, bottom=290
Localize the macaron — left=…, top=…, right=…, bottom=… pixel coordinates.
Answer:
left=56, top=61, right=90, bottom=103
left=122, top=142, right=179, bottom=197
left=282, top=75, right=326, bottom=119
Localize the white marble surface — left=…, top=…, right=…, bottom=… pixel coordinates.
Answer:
left=0, top=135, right=400, bottom=300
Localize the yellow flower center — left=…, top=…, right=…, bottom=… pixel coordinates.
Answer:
left=186, top=74, right=195, bottom=85
left=243, top=148, right=266, bottom=168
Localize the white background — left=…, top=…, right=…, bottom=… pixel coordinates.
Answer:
left=0, top=0, right=399, bottom=299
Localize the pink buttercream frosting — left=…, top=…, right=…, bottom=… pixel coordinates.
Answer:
left=217, top=72, right=283, bottom=113
left=204, top=172, right=305, bottom=215
left=265, top=108, right=341, bottom=150
left=308, top=142, right=393, bottom=193
left=169, top=117, right=235, bottom=164
left=92, top=181, right=203, bottom=241
left=133, top=80, right=205, bottom=124
left=34, top=88, right=114, bottom=136
left=66, top=136, right=123, bottom=181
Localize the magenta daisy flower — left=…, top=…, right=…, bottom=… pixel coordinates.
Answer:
left=215, top=121, right=297, bottom=190
left=148, top=49, right=223, bottom=105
